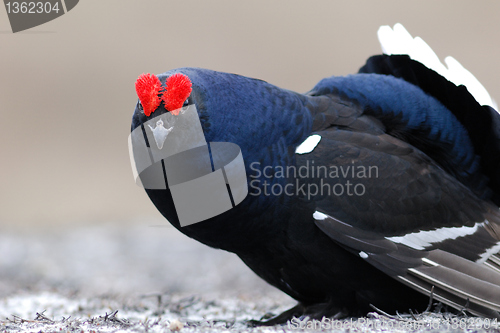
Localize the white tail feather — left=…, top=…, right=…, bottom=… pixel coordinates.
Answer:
left=378, top=23, right=498, bottom=111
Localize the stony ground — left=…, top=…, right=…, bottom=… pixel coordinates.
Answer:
left=0, top=221, right=499, bottom=332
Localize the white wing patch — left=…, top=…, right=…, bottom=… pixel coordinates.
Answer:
left=378, top=23, right=498, bottom=111
left=296, top=134, right=321, bottom=154
left=313, top=211, right=328, bottom=220
left=478, top=242, right=500, bottom=264
left=386, top=222, right=484, bottom=250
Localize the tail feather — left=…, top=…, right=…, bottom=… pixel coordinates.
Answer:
left=398, top=274, right=500, bottom=318
left=359, top=55, right=500, bottom=206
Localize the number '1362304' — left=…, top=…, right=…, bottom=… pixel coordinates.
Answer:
left=3, top=0, right=79, bottom=33
left=6, top=2, right=60, bottom=14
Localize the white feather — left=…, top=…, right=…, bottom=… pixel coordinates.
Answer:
left=478, top=242, right=500, bottom=264
left=313, top=211, right=328, bottom=220
left=378, top=23, right=497, bottom=111
left=296, top=134, right=322, bottom=154
left=386, top=222, right=484, bottom=250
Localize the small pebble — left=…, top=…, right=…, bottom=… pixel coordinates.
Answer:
left=169, top=319, right=183, bottom=331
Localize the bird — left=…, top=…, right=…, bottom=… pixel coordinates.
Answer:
left=129, top=24, right=500, bottom=324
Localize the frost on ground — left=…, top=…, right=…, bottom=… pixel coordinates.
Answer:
left=1, top=292, right=499, bottom=333
left=0, top=222, right=499, bottom=332
left=0, top=291, right=292, bottom=333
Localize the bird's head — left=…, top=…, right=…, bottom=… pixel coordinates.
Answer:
left=131, top=68, right=311, bottom=155
left=129, top=68, right=312, bottom=233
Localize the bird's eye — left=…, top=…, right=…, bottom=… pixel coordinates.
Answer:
left=137, top=101, right=144, bottom=113
left=180, top=98, right=190, bottom=114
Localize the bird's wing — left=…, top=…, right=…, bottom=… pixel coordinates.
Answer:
left=314, top=211, right=500, bottom=318
left=301, top=27, right=500, bottom=314
left=296, top=127, right=500, bottom=317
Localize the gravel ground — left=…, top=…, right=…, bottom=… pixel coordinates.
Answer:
left=1, top=221, right=499, bottom=332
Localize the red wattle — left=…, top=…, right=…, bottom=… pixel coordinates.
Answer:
left=163, top=73, right=192, bottom=114
left=135, top=73, right=162, bottom=116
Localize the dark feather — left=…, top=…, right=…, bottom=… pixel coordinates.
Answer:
left=359, top=55, right=500, bottom=205
left=131, top=55, right=500, bottom=321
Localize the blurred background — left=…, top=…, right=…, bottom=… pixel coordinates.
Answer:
left=0, top=0, right=499, bottom=300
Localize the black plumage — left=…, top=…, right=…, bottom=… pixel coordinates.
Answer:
left=130, top=54, right=500, bottom=324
